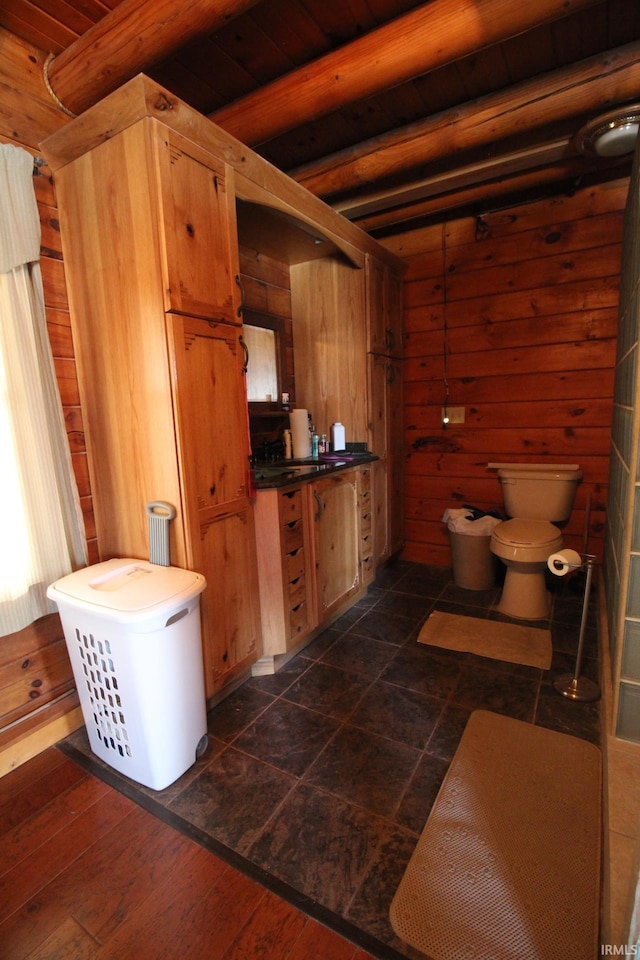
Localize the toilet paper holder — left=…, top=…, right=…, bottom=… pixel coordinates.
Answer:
left=550, top=553, right=600, bottom=703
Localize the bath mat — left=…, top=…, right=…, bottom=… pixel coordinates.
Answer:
left=389, top=710, right=601, bottom=960
left=417, top=610, right=552, bottom=669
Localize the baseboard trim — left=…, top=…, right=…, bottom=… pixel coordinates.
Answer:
left=0, top=692, right=83, bottom=778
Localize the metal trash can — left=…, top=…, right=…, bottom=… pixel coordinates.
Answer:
left=47, top=558, right=207, bottom=790
left=443, top=508, right=500, bottom=591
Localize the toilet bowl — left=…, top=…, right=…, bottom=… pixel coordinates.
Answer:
left=491, top=519, right=563, bottom=620
left=488, top=463, right=582, bottom=620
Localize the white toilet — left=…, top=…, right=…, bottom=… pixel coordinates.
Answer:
left=488, top=463, right=582, bottom=620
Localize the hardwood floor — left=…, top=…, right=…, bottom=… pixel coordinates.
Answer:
left=0, top=747, right=377, bottom=959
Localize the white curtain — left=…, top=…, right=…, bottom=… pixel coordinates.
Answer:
left=0, top=144, right=86, bottom=635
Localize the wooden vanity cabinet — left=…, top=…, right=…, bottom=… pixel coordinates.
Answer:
left=254, top=486, right=315, bottom=661
left=253, top=466, right=369, bottom=671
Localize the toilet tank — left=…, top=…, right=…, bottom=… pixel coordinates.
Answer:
left=493, top=463, right=582, bottom=522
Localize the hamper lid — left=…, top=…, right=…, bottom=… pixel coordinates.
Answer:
left=47, top=558, right=205, bottom=612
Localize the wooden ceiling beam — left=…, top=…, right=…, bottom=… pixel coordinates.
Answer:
left=210, top=0, right=600, bottom=146
left=291, top=41, right=640, bottom=199
left=45, top=0, right=262, bottom=117
left=335, top=140, right=572, bottom=220
left=354, top=161, right=617, bottom=235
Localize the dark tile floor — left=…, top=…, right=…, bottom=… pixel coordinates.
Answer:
left=62, top=560, right=601, bottom=959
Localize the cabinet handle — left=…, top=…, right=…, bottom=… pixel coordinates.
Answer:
left=239, top=335, right=249, bottom=374
left=387, top=362, right=396, bottom=384
left=313, top=491, right=323, bottom=521
left=235, top=274, right=245, bottom=318
left=386, top=328, right=395, bottom=352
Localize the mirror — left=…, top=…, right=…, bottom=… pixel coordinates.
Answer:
left=244, top=324, right=278, bottom=401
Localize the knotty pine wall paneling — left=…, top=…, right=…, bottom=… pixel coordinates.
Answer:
left=0, top=29, right=87, bottom=750
left=384, top=177, right=627, bottom=568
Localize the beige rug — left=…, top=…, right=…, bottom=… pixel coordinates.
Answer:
left=389, top=710, right=601, bottom=960
left=417, top=610, right=552, bottom=670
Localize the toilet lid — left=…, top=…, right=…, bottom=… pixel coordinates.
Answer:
left=493, top=518, right=560, bottom=546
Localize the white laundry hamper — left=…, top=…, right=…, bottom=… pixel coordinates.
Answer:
left=48, top=558, right=207, bottom=791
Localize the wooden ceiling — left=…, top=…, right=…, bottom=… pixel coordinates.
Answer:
left=4, top=0, right=640, bottom=236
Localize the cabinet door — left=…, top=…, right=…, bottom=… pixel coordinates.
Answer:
left=366, top=256, right=403, bottom=357
left=387, top=360, right=405, bottom=556
left=387, top=270, right=404, bottom=358
left=159, top=131, right=240, bottom=324
left=199, top=507, right=262, bottom=696
left=368, top=353, right=390, bottom=460
left=366, top=255, right=386, bottom=355
left=167, top=315, right=250, bottom=522
left=312, top=472, right=361, bottom=622
left=368, top=354, right=404, bottom=566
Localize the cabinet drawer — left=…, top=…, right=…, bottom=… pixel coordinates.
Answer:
left=289, top=601, right=308, bottom=638
left=360, top=511, right=372, bottom=536
left=286, top=546, right=305, bottom=582
left=288, top=574, right=306, bottom=608
left=280, top=489, right=303, bottom=523
left=283, top=519, right=304, bottom=553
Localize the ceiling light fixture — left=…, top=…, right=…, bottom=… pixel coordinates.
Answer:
left=577, top=105, right=640, bottom=158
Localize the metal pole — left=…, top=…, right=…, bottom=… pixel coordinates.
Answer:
left=553, top=555, right=600, bottom=702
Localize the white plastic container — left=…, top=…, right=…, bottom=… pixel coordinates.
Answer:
left=47, top=558, right=207, bottom=790
left=331, top=421, right=346, bottom=452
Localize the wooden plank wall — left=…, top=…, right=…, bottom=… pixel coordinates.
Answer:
left=0, top=29, right=85, bottom=745
left=383, top=177, right=626, bottom=568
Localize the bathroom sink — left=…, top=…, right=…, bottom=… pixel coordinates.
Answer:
left=253, top=465, right=304, bottom=480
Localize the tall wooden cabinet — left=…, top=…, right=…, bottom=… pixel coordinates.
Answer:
left=48, top=118, right=261, bottom=698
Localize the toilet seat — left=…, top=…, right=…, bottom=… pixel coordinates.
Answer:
left=491, top=518, right=563, bottom=564
left=492, top=518, right=560, bottom=547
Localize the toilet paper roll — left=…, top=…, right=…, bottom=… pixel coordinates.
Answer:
left=547, top=549, right=582, bottom=576
left=290, top=409, right=311, bottom=459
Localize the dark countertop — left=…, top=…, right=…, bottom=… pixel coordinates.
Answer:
left=252, top=453, right=378, bottom=489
